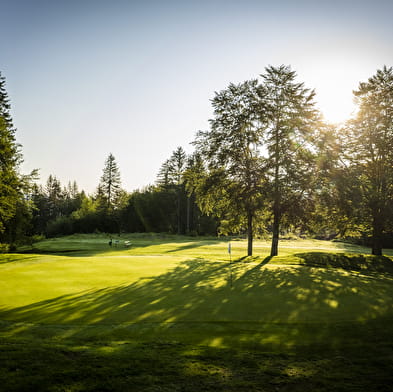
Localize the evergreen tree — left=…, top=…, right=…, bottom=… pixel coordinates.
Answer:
left=256, top=65, right=320, bottom=256
left=193, top=80, right=265, bottom=255
left=346, top=66, right=393, bottom=255
left=157, top=147, right=188, bottom=234
left=0, top=72, right=23, bottom=235
left=157, top=147, right=187, bottom=187
left=193, top=68, right=320, bottom=256
left=97, top=153, right=122, bottom=211
left=46, top=174, right=63, bottom=220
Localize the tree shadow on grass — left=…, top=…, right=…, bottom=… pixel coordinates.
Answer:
left=1, top=257, right=393, bottom=339
left=294, top=252, right=393, bottom=274
left=1, top=257, right=393, bottom=390
left=234, top=256, right=272, bottom=266
left=0, top=255, right=40, bottom=265
left=17, top=237, right=223, bottom=259
left=164, top=240, right=222, bottom=253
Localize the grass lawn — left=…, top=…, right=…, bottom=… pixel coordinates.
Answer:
left=1, top=234, right=393, bottom=391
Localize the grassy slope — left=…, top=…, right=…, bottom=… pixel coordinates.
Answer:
left=1, top=234, right=393, bottom=391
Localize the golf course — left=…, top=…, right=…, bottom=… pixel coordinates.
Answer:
left=1, top=234, right=393, bottom=391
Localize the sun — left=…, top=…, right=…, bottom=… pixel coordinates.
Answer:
left=314, top=72, right=357, bottom=124
left=299, top=59, right=362, bottom=125
left=316, top=85, right=356, bottom=124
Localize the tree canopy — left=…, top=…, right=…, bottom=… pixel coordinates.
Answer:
left=192, top=65, right=320, bottom=256
left=345, top=66, right=393, bottom=255
left=1, top=65, right=393, bottom=256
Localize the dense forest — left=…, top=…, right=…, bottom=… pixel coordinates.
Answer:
left=1, top=65, right=393, bottom=255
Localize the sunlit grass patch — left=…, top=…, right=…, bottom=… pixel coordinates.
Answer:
left=1, top=234, right=393, bottom=391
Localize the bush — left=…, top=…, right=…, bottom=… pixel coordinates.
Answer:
left=46, top=216, right=74, bottom=237
left=0, top=243, right=9, bottom=253
left=31, top=234, right=45, bottom=243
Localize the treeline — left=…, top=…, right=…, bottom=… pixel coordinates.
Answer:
left=1, top=66, right=393, bottom=255
left=27, top=152, right=217, bottom=239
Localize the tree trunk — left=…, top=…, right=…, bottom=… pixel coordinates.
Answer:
left=271, top=120, right=280, bottom=257
left=177, top=187, right=181, bottom=235
left=186, top=196, right=190, bottom=234
left=371, top=213, right=383, bottom=256
left=270, top=204, right=280, bottom=257
left=247, top=210, right=253, bottom=256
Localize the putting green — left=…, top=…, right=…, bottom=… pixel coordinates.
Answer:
left=1, top=235, right=392, bottom=330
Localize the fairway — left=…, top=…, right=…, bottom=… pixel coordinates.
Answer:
left=1, top=234, right=393, bottom=391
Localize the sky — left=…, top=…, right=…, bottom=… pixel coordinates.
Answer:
left=1, top=0, right=393, bottom=193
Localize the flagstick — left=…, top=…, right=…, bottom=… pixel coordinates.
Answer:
left=228, top=241, right=232, bottom=288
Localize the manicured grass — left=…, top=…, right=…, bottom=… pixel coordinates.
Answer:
left=1, top=234, right=393, bottom=391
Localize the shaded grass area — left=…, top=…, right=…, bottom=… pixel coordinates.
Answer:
left=295, top=252, right=393, bottom=274
left=1, top=320, right=393, bottom=391
left=2, top=258, right=393, bottom=326
left=1, top=235, right=393, bottom=391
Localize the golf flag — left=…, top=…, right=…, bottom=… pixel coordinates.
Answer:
left=228, top=242, right=231, bottom=254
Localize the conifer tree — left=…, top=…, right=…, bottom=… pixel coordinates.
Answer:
left=193, top=66, right=320, bottom=256
left=97, top=153, right=122, bottom=210
left=257, top=65, right=320, bottom=256
left=157, top=147, right=188, bottom=234
left=0, top=72, right=23, bottom=234
left=193, top=80, right=265, bottom=255
left=46, top=175, right=63, bottom=220
left=346, top=66, right=393, bottom=255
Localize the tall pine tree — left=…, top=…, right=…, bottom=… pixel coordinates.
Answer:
left=193, top=80, right=265, bottom=255
left=97, top=153, right=122, bottom=211
left=256, top=65, right=320, bottom=256
left=0, top=72, right=23, bottom=236
left=346, top=66, right=393, bottom=255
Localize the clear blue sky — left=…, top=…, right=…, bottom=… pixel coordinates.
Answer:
left=1, top=0, right=393, bottom=193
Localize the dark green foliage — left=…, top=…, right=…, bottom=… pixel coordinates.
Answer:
left=30, top=177, right=84, bottom=237
left=32, top=181, right=217, bottom=238
left=127, top=186, right=176, bottom=232
left=0, top=72, right=36, bottom=247
left=120, top=185, right=216, bottom=235
left=155, top=147, right=218, bottom=236
left=157, top=146, right=188, bottom=234
left=0, top=72, right=21, bottom=234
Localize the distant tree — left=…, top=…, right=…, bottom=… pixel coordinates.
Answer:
left=156, top=159, right=172, bottom=188
left=62, top=181, right=83, bottom=216
left=71, top=193, right=101, bottom=234
left=97, top=153, right=122, bottom=211
left=30, top=176, right=84, bottom=237
left=345, top=66, right=393, bottom=255
left=30, top=184, right=49, bottom=234
left=46, top=175, right=63, bottom=220
left=157, top=147, right=188, bottom=234
left=183, top=152, right=205, bottom=234
left=118, top=192, right=145, bottom=233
